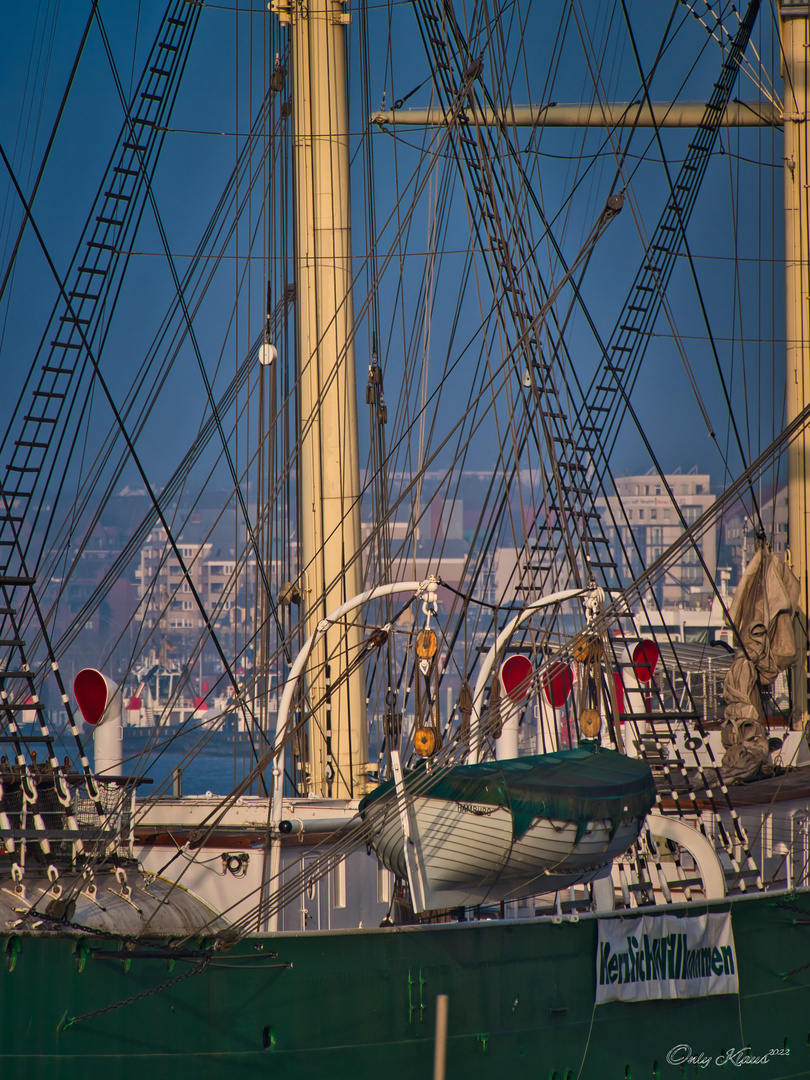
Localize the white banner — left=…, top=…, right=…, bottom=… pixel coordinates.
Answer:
left=596, top=913, right=738, bottom=1004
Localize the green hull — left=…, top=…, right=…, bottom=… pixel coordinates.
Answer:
left=6, top=891, right=808, bottom=1079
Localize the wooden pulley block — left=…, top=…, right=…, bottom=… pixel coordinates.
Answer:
left=572, top=635, right=601, bottom=663
left=579, top=708, right=602, bottom=739
left=414, top=726, right=441, bottom=757
left=366, top=627, right=389, bottom=650
left=571, top=636, right=591, bottom=663
left=415, top=628, right=438, bottom=659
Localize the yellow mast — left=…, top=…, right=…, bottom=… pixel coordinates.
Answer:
left=274, top=0, right=368, bottom=795
left=782, top=0, right=810, bottom=727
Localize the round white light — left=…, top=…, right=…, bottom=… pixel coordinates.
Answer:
left=260, top=343, right=277, bottom=366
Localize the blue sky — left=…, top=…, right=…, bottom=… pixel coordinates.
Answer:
left=0, top=0, right=787, bottom=511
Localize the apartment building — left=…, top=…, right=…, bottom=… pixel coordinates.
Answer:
left=597, top=469, right=717, bottom=606
left=135, top=527, right=254, bottom=637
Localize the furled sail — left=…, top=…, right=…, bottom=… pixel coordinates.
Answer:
left=721, top=549, right=800, bottom=782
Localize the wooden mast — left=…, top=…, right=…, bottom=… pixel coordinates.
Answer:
left=782, top=0, right=810, bottom=727
left=274, top=0, right=368, bottom=795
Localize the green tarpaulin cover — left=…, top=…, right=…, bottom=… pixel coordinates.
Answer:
left=359, top=746, right=656, bottom=842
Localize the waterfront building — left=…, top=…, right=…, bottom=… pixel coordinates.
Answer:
left=597, top=469, right=717, bottom=607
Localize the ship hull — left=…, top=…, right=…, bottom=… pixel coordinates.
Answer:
left=6, top=889, right=807, bottom=1079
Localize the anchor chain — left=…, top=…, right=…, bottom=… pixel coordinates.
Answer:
left=58, top=952, right=212, bottom=1031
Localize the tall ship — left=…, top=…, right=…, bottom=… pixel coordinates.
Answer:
left=0, top=0, right=809, bottom=1075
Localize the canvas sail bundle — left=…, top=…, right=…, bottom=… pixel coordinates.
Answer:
left=721, top=549, right=800, bottom=782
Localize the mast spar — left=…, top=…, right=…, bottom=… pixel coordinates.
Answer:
left=274, top=0, right=368, bottom=796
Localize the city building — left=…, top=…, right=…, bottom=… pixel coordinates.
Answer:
left=597, top=468, right=717, bottom=607
left=135, top=527, right=256, bottom=640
